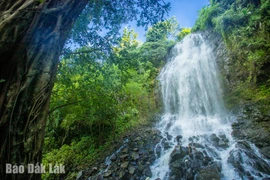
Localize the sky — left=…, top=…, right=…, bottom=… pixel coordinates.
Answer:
left=128, top=0, right=209, bottom=42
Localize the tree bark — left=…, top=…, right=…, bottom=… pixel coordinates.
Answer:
left=0, top=0, right=88, bottom=179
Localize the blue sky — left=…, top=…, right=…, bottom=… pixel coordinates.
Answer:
left=128, top=0, right=209, bottom=42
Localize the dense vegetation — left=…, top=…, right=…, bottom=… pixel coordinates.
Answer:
left=42, top=0, right=270, bottom=179
left=193, top=0, right=270, bottom=107
left=0, top=1, right=172, bottom=179
left=42, top=18, right=191, bottom=179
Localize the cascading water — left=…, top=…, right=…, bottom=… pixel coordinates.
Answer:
left=150, top=34, right=270, bottom=180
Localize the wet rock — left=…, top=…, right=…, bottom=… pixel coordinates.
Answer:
left=91, top=167, right=99, bottom=175
left=119, top=170, right=130, bottom=179
left=209, top=133, right=219, bottom=146
left=161, top=139, right=171, bottom=150
left=205, top=145, right=220, bottom=159
left=131, top=151, right=139, bottom=161
left=155, top=145, right=162, bottom=157
left=118, top=170, right=126, bottom=178
left=128, top=166, right=136, bottom=174
left=218, top=139, right=229, bottom=149
left=170, top=145, right=188, bottom=164
left=169, top=168, right=183, bottom=180
left=76, top=171, right=84, bottom=180
left=151, top=129, right=160, bottom=136
left=190, top=159, right=202, bottom=170
left=193, top=143, right=204, bottom=149
left=110, top=154, right=117, bottom=161
left=195, top=163, right=220, bottom=180
left=194, top=151, right=204, bottom=160
left=184, top=168, right=194, bottom=179
left=84, top=126, right=163, bottom=180
left=119, top=154, right=129, bottom=160
left=227, top=149, right=245, bottom=175
left=231, top=129, right=245, bottom=139
left=202, top=156, right=212, bottom=166
left=103, top=170, right=112, bottom=177
left=231, top=104, right=270, bottom=148
left=260, top=146, right=270, bottom=158
left=218, top=133, right=227, bottom=140
left=134, top=137, right=141, bottom=142
left=176, top=135, right=182, bottom=144
left=189, top=136, right=199, bottom=143
left=122, top=147, right=129, bottom=153
left=144, top=167, right=152, bottom=177
left=168, top=143, right=217, bottom=180
left=244, top=151, right=270, bottom=174
left=120, top=161, right=129, bottom=169
left=137, top=162, right=145, bottom=172
left=235, top=141, right=251, bottom=150
left=170, top=160, right=183, bottom=168
left=228, top=147, right=270, bottom=177
left=166, top=132, right=173, bottom=140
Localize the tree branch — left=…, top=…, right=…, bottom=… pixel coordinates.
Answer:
left=48, top=100, right=82, bottom=114
left=61, top=48, right=103, bottom=55
left=44, top=0, right=74, bottom=14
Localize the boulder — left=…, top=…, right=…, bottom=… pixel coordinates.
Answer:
left=76, top=171, right=84, bottom=180
left=195, top=163, right=220, bottom=180
left=176, top=135, right=182, bottom=144
left=155, top=145, right=162, bottom=157
left=110, top=154, right=117, bottom=161
left=103, top=170, right=112, bottom=177
left=209, top=133, right=219, bottom=146
left=120, top=161, right=129, bottom=169
left=131, top=151, right=140, bottom=161
left=260, top=146, right=270, bottom=158
left=128, top=166, right=136, bottom=175
left=170, top=145, right=188, bottom=164
left=143, top=167, right=152, bottom=177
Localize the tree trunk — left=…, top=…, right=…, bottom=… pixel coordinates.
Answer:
left=0, top=0, right=88, bottom=179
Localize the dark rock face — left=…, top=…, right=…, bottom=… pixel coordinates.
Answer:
left=231, top=104, right=270, bottom=148
left=260, top=146, right=270, bottom=159
left=208, top=133, right=229, bottom=149
left=227, top=142, right=270, bottom=179
left=83, top=128, right=162, bottom=180
left=195, top=163, right=220, bottom=180
left=227, top=104, right=270, bottom=179
left=168, top=142, right=221, bottom=180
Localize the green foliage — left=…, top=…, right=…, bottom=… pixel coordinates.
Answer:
left=67, top=0, right=171, bottom=52
left=43, top=137, right=98, bottom=180
left=43, top=24, right=177, bottom=178
left=193, top=0, right=270, bottom=106
left=135, top=18, right=180, bottom=68
left=193, top=4, right=222, bottom=31
left=146, top=17, right=179, bottom=42
left=139, top=40, right=175, bottom=68
left=177, top=28, right=191, bottom=41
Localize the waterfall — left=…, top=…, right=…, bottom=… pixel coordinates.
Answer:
left=150, top=34, right=270, bottom=180
left=159, top=33, right=227, bottom=137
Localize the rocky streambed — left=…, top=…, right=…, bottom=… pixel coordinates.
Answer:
left=77, top=104, right=270, bottom=180
left=76, top=127, right=163, bottom=180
